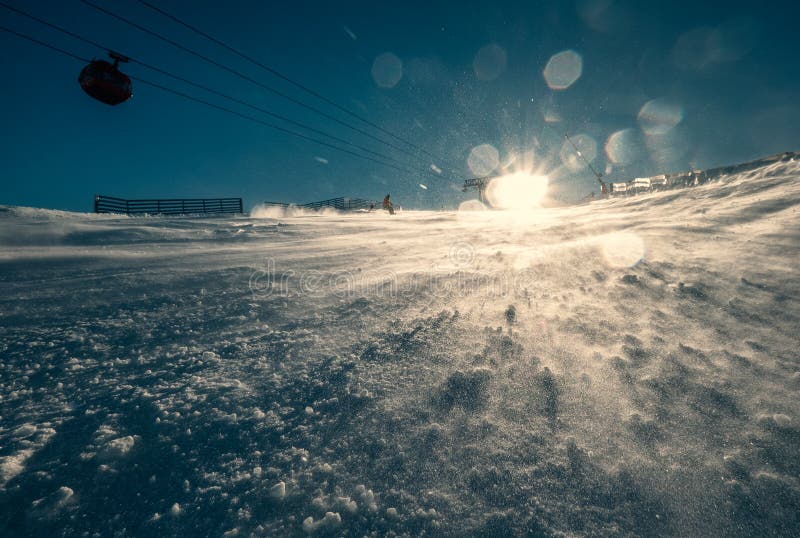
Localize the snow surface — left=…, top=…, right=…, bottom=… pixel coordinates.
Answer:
left=1, top=160, right=799, bottom=536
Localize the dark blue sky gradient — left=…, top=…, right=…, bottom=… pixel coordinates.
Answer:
left=1, top=0, right=799, bottom=211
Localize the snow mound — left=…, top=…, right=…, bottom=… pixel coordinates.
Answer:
left=250, top=203, right=339, bottom=218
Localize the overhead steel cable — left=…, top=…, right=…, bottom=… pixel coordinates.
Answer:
left=0, top=24, right=89, bottom=63
left=540, top=121, right=603, bottom=178
left=1, top=2, right=110, bottom=54
left=0, top=25, right=433, bottom=178
left=128, top=78, right=424, bottom=177
left=562, top=132, right=603, bottom=180
left=79, top=0, right=455, bottom=177
left=134, top=0, right=459, bottom=169
left=0, top=1, right=451, bottom=181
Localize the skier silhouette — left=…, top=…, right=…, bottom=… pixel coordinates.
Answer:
left=383, top=194, right=395, bottom=215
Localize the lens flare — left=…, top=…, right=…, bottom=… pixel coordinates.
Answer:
left=485, top=172, right=549, bottom=210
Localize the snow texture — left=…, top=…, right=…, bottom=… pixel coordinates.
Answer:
left=1, top=159, right=799, bottom=536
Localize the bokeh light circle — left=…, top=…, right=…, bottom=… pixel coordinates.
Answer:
left=543, top=50, right=583, bottom=90
left=372, top=52, right=403, bottom=88
left=604, top=129, right=642, bottom=165
left=473, top=44, right=508, bottom=81
left=638, top=99, right=683, bottom=136
left=467, top=144, right=500, bottom=176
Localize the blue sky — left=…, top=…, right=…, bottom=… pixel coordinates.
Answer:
left=1, top=0, right=799, bottom=211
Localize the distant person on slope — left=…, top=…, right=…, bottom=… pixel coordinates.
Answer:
left=383, top=194, right=395, bottom=215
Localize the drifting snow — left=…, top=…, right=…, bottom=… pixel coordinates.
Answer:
left=0, top=159, right=799, bottom=535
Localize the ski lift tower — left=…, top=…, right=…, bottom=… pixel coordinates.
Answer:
left=462, top=176, right=494, bottom=204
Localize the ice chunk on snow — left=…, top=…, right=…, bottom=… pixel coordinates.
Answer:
left=269, top=481, right=286, bottom=500
left=0, top=448, right=34, bottom=486
left=100, top=435, right=139, bottom=459
left=170, top=502, right=182, bottom=516
left=334, top=496, right=358, bottom=514
left=201, top=351, right=219, bottom=361
left=30, top=486, right=75, bottom=518
left=757, top=413, right=793, bottom=429
left=355, top=484, right=378, bottom=511
left=302, top=512, right=341, bottom=533
left=14, top=423, right=37, bottom=439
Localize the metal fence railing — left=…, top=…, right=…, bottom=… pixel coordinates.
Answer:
left=301, top=197, right=379, bottom=211
left=94, top=195, right=243, bottom=215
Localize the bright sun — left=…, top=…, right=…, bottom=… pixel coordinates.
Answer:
left=484, top=172, right=549, bottom=209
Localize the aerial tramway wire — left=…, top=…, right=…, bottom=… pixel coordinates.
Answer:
left=134, top=0, right=460, bottom=170
left=79, top=0, right=459, bottom=178
left=0, top=2, right=453, bottom=181
left=0, top=25, right=441, bottom=179
left=0, top=24, right=90, bottom=63
left=539, top=120, right=607, bottom=194
left=562, top=131, right=604, bottom=181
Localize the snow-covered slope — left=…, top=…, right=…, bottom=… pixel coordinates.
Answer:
left=1, top=160, right=799, bottom=536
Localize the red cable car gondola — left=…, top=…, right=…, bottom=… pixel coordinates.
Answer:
left=78, top=52, right=133, bottom=106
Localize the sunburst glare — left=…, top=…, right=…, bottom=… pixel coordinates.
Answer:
left=485, top=172, right=550, bottom=209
